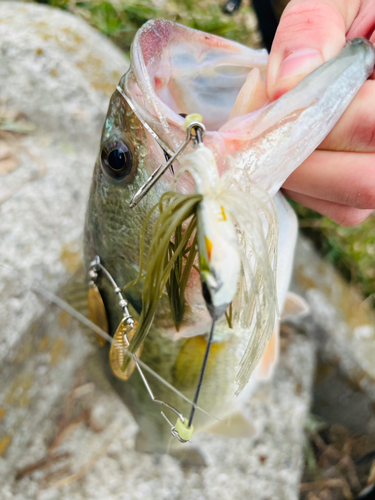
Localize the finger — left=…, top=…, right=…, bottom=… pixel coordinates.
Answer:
left=282, top=189, right=373, bottom=226
left=267, top=0, right=360, bottom=101
left=282, top=150, right=375, bottom=210
left=347, top=0, right=375, bottom=40
left=319, top=80, right=375, bottom=153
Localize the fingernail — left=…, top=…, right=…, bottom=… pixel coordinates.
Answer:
left=277, top=48, right=324, bottom=81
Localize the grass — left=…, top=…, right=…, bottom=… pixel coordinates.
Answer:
left=34, top=0, right=375, bottom=300
left=35, top=0, right=261, bottom=53
left=291, top=202, right=375, bottom=301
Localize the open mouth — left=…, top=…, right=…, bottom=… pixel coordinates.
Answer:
left=128, top=19, right=268, bottom=134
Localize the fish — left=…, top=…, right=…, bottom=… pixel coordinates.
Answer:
left=83, top=19, right=375, bottom=452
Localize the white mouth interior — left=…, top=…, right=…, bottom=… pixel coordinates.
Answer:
left=153, top=43, right=255, bottom=130
left=136, top=22, right=268, bottom=131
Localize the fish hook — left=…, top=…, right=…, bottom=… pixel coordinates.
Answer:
left=128, top=119, right=205, bottom=208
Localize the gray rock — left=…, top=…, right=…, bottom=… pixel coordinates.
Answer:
left=293, top=237, right=375, bottom=433
left=3, top=330, right=315, bottom=500
left=0, top=3, right=316, bottom=499
left=0, top=0, right=129, bottom=481
left=0, top=1, right=128, bottom=143
left=0, top=0, right=128, bottom=361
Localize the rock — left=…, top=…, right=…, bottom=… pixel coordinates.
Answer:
left=0, top=3, right=315, bottom=499
left=0, top=0, right=128, bottom=360
left=0, top=0, right=129, bottom=486
left=0, top=1, right=128, bottom=143
left=3, top=329, right=315, bottom=500
left=293, top=237, right=375, bottom=433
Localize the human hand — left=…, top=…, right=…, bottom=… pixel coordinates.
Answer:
left=268, top=0, right=375, bottom=226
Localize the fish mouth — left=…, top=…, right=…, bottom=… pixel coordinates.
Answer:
left=125, top=18, right=268, bottom=144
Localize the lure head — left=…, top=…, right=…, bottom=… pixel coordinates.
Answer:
left=198, top=197, right=241, bottom=320
left=177, top=145, right=242, bottom=321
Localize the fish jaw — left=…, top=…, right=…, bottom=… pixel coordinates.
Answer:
left=219, top=38, right=375, bottom=195
left=127, top=22, right=375, bottom=203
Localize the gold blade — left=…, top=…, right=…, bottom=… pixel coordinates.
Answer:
left=110, top=318, right=142, bottom=381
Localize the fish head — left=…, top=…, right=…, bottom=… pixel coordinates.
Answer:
left=84, top=19, right=269, bottom=335
left=84, top=84, right=169, bottom=324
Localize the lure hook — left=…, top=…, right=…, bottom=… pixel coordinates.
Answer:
left=128, top=119, right=205, bottom=209
left=89, top=256, right=196, bottom=443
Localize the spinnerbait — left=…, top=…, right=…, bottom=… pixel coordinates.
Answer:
left=88, top=115, right=215, bottom=443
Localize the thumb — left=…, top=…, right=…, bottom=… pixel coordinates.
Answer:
left=267, top=0, right=359, bottom=101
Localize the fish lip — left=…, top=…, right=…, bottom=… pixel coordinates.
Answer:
left=346, top=38, right=374, bottom=51
left=346, top=38, right=375, bottom=69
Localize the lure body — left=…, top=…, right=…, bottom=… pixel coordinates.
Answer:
left=184, top=144, right=242, bottom=321
left=197, top=195, right=241, bottom=320
left=84, top=20, right=375, bottom=450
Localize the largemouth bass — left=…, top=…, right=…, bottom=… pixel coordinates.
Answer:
left=84, top=19, right=375, bottom=451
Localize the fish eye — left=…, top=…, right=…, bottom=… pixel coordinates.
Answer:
left=101, top=141, right=133, bottom=180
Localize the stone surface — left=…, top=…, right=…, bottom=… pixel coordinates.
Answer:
left=0, top=1, right=128, bottom=144
left=293, top=237, right=375, bottom=433
left=0, top=3, right=316, bottom=499
left=2, top=329, right=315, bottom=500
left=0, top=1, right=128, bottom=361
left=0, top=0, right=128, bottom=488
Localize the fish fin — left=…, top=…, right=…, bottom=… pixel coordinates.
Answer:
left=205, top=411, right=256, bottom=438
left=228, top=68, right=268, bottom=121
left=257, top=321, right=279, bottom=380
left=60, top=264, right=90, bottom=321
left=281, top=292, right=310, bottom=321
left=257, top=293, right=309, bottom=380
left=173, top=335, right=228, bottom=386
